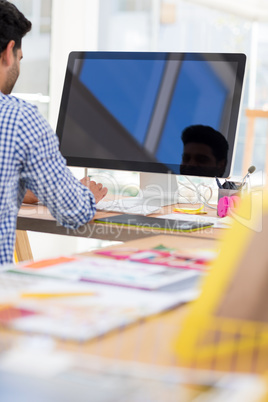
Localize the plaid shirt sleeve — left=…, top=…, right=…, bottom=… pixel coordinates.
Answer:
left=17, top=101, right=96, bottom=229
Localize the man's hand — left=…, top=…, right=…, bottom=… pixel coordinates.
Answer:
left=80, top=177, right=108, bottom=204
left=23, top=190, right=39, bottom=204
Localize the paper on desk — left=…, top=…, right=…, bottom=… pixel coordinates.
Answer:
left=0, top=273, right=197, bottom=341
left=13, top=256, right=201, bottom=290
left=159, top=213, right=233, bottom=229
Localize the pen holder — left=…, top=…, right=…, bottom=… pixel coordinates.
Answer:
left=217, top=188, right=241, bottom=217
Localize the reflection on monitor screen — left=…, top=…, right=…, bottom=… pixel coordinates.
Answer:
left=57, top=52, right=246, bottom=205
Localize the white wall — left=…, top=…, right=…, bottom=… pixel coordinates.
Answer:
left=49, top=0, right=100, bottom=129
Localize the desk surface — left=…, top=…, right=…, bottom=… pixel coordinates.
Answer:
left=57, top=234, right=267, bottom=375
left=5, top=232, right=268, bottom=382
left=7, top=234, right=220, bottom=368
left=15, top=203, right=224, bottom=368
left=10, top=204, right=268, bottom=400
left=75, top=234, right=217, bottom=367
left=17, top=202, right=224, bottom=242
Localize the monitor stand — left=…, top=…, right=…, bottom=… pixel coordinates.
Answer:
left=122, top=172, right=179, bottom=208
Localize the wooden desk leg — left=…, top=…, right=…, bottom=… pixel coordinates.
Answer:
left=15, top=230, right=33, bottom=262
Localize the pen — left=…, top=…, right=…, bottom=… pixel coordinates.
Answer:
left=215, top=177, right=223, bottom=189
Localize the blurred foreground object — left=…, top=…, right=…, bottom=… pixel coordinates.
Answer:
left=175, top=188, right=268, bottom=376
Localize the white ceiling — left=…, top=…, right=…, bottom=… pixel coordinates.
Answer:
left=184, top=0, right=268, bottom=21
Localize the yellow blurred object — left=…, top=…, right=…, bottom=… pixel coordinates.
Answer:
left=14, top=250, right=18, bottom=264
left=20, top=292, right=96, bottom=299
left=174, top=189, right=268, bottom=373
left=173, top=205, right=206, bottom=214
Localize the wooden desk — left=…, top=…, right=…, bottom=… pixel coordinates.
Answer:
left=8, top=234, right=220, bottom=369
left=17, top=203, right=224, bottom=242
left=16, top=204, right=223, bottom=358
left=70, top=234, right=219, bottom=368
left=8, top=209, right=268, bottom=401
left=53, top=234, right=267, bottom=375
left=5, top=232, right=268, bottom=380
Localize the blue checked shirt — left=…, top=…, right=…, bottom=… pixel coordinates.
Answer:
left=0, top=92, right=96, bottom=264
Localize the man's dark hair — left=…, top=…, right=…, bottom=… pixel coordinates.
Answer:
left=181, top=124, right=229, bottom=162
left=0, top=0, right=31, bottom=54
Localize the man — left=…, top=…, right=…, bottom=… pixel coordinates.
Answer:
left=180, top=124, right=229, bottom=177
left=0, top=1, right=107, bottom=264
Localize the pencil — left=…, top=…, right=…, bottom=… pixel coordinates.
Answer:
left=20, top=292, right=96, bottom=299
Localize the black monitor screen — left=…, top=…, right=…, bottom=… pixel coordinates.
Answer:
left=57, top=52, right=246, bottom=178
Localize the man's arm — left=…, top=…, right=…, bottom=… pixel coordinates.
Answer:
left=23, top=179, right=107, bottom=205
left=18, top=104, right=107, bottom=228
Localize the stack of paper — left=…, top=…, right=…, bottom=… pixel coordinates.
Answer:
left=0, top=268, right=196, bottom=341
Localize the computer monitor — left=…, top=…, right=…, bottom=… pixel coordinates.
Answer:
left=57, top=51, right=246, bottom=206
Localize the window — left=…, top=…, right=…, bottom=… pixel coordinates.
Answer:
left=98, top=0, right=268, bottom=177
left=12, top=0, right=52, bottom=119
